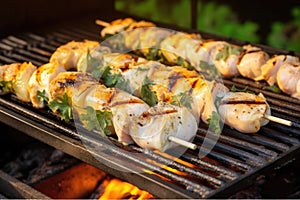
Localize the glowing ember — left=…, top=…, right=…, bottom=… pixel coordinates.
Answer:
left=145, top=158, right=186, bottom=176
left=33, top=163, right=106, bottom=199
left=33, top=162, right=154, bottom=199
left=154, top=150, right=196, bottom=168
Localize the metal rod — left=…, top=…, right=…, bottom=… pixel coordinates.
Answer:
left=191, top=0, right=198, bottom=29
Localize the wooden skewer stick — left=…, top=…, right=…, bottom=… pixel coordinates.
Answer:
left=265, top=114, right=294, bottom=127
left=168, top=136, right=197, bottom=150
left=265, top=115, right=292, bottom=126
left=95, top=19, right=110, bottom=27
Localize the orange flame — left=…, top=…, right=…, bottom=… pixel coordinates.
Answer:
left=98, top=178, right=154, bottom=199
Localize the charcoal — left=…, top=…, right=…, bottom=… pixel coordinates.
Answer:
left=1, top=142, right=79, bottom=185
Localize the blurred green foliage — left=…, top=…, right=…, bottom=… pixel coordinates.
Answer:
left=267, top=7, right=300, bottom=53
left=196, top=1, right=260, bottom=43
left=115, top=0, right=191, bottom=28
left=115, top=0, right=300, bottom=53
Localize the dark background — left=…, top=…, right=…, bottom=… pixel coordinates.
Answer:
left=0, top=0, right=114, bottom=36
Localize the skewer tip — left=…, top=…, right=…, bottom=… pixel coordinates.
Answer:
left=95, top=19, right=110, bottom=27
left=168, top=136, right=197, bottom=150
left=264, top=114, right=292, bottom=126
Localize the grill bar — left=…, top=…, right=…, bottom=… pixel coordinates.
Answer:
left=0, top=170, right=50, bottom=199
left=223, top=128, right=290, bottom=152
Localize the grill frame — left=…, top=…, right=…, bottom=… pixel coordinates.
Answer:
left=1, top=12, right=300, bottom=199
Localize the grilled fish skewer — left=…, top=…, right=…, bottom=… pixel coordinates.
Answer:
left=50, top=71, right=198, bottom=150
left=97, top=18, right=300, bottom=100
left=0, top=62, right=198, bottom=151
left=49, top=40, right=274, bottom=133
left=95, top=55, right=270, bottom=133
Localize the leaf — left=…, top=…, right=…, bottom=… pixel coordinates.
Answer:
left=146, top=48, right=161, bottom=60
left=214, top=96, right=223, bottom=107
left=80, top=106, right=113, bottom=136
left=265, top=85, right=282, bottom=93
left=101, top=66, right=130, bottom=93
left=215, top=45, right=229, bottom=61
left=176, top=57, right=193, bottom=70
left=85, top=49, right=103, bottom=79
left=199, top=61, right=219, bottom=78
left=171, top=91, right=192, bottom=109
left=48, top=93, right=73, bottom=121
left=37, top=90, right=49, bottom=105
left=207, top=111, right=221, bottom=134
left=102, top=66, right=121, bottom=87
left=215, top=44, right=243, bottom=61
left=0, top=80, right=14, bottom=93
left=141, top=76, right=158, bottom=106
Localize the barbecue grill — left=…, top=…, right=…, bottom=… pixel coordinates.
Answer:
left=1, top=0, right=300, bottom=199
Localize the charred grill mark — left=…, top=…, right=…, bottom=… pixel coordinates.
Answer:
left=220, top=100, right=266, bottom=105
left=237, top=50, right=247, bottom=65
left=35, top=67, right=43, bottom=84
left=189, top=79, right=199, bottom=94
left=236, top=48, right=262, bottom=65
left=110, top=99, right=145, bottom=107
left=168, top=72, right=184, bottom=91
left=132, top=54, right=139, bottom=62
left=107, top=88, right=116, bottom=104
left=16, top=63, right=22, bottom=71
left=246, top=49, right=261, bottom=54
left=195, top=42, right=204, bottom=53
left=120, top=62, right=130, bottom=72
left=58, top=79, right=77, bottom=88
left=142, top=109, right=178, bottom=118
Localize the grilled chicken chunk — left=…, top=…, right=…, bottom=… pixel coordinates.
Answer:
left=276, top=62, right=300, bottom=99
left=129, top=102, right=198, bottom=151
left=203, top=41, right=242, bottom=77
left=100, top=18, right=155, bottom=38
left=49, top=71, right=98, bottom=104
left=28, top=62, right=66, bottom=108
left=50, top=40, right=99, bottom=70
left=0, top=62, right=36, bottom=102
left=261, top=55, right=300, bottom=86
left=237, top=45, right=269, bottom=81
left=160, top=32, right=206, bottom=70
left=218, top=92, right=270, bottom=133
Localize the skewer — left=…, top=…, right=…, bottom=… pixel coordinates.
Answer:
left=168, top=136, right=197, bottom=150
left=95, top=19, right=110, bottom=27
left=265, top=114, right=300, bottom=128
